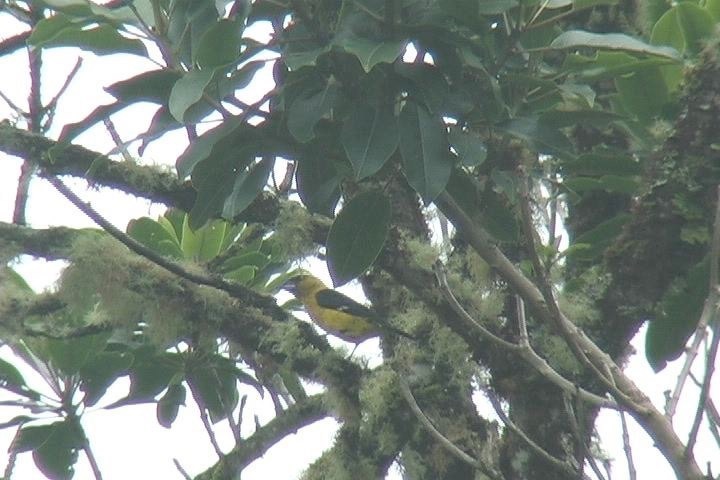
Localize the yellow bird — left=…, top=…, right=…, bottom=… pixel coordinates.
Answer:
left=283, top=274, right=413, bottom=343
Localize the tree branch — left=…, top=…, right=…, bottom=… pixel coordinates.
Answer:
left=194, top=394, right=327, bottom=479
left=436, top=191, right=705, bottom=479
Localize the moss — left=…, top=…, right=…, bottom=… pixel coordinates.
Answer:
left=273, top=201, right=321, bottom=261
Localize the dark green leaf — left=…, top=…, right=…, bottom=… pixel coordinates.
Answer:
left=46, top=332, right=111, bottom=375
left=112, top=349, right=184, bottom=406
left=189, top=149, right=253, bottom=230
left=399, top=103, right=452, bottom=202
left=0, top=356, right=39, bottom=400
left=326, top=191, right=391, bottom=286
left=176, top=117, right=249, bottom=179
left=14, top=421, right=84, bottom=480
left=568, top=214, right=630, bottom=260
left=223, top=157, right=274, bottom=219
left=550, top=30, right=681, bottom=59
left=341, top=103, right=399, bottom=179
left=29, top=14, right=147, bottom=56
left=615, top=66, right=669, bottom=121
left=498, top=116, right=573, bottom=158
left=287, top=81, right=339, bottom=142
left=338, top=34, right=407, bottom=72
left=283, top=23, right=331, bottom=70
left=646, top=259, right=710, bottom=371
left=79, top=351, right=133, bottom=407
left=448, top=126, right=487, bottom=167
left=564, top=152, right=640, bottom=176
left=168, top=69, right=215, bottom=123
left=194, top=18, right=242, bottom=68
left=395, top=63, right=449, bottom=114
left=296, top=147, right=342, bottom=216
left=157, top=383, right=186, bottom=428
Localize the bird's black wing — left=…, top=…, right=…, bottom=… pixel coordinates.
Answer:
left=314, top=289, right=377, bottom=318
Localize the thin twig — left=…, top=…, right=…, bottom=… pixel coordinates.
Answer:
left=515, top=294, right=529, bottom=346
left=46, top=177, right=284, bottom=316
left=197, top=399, right=225, bottom=459
left=686, top=324, right=719, bottom=455
left=619, top=410, right=637, bottom=480
left=173, top=459, right=192, bottom=480
left=397, top=379, right=500, bottom=478
left=434, top=261, right=616, bottom=408
left=82, top=438, right=104, bottom=480
left=562, top=394, right=604, bottom=480
left=484, top=387, right=584, bottom=478
left=0, top=89, right=24, bottom=113
left=706, top=399, right=720, bottom=448
left=436, top=190, right=703, bottom=478
left=685, top=186, right=720, bottom=456
left=667, top=186, right=720, bottom=419
left=515, top=170, right=630, bottom=399
left=43, top=57, right=83, bottom=130
left=103, top=117, right=134, bottom=162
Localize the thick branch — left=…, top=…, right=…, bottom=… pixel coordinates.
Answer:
left=195, top=394, right=328, bottom=479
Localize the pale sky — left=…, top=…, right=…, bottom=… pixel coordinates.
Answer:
left=0, top=9, right=717, bottom=480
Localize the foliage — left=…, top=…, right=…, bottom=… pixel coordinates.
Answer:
left=1, top=0, right=719, bottom=479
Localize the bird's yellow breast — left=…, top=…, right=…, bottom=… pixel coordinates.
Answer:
left=304, top=301, right=377, bottom=341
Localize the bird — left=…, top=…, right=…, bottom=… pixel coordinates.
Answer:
left=283, top=274, right=414, bottom=344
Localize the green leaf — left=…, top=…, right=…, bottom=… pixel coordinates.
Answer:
left=296, top=146, right=342, bottom=216
left=646, top=259, right=710, bottom=371
left=283, top=23, right=331, bottom=70
left=168, top=69, right=215, bottom=123
left=225, top=265, right=257, bottom=284
left=707, top=0, right=720, bottom=21
left=550, top=30, right=681, bottom=59
left=399, top=103, right=452, bottom=202
left=564, top=152, right=640, bottom=176
left=498, top=116, right=573, bottom=158
left=0, top=357, right=39, bottom=400
left=341, top=103, right=399, bottom=179
left=614, top=66, right=669, bottom=121
left=287, top=80, right=339, bottom=143
left=439, top=0, right=518, bottom=16
left=395, top=63, right=449, bottom=114
left=568, top=214, right=630, bottom=260
left=674, top=2, right=715, bottom=54
left=35, top=0, right=137, bottom=23
left=79, top=351, right=133, bottom=407
left=46, top=332, right=111, bottom=376
left=194, top=18, right=242, bottom=68
left=187, top=355, right=245, bottom=423
left=339, top=35, right=407, bottom=72
left=221, top=252, right=270, bottom=272
left=448, top=126, right=487, bottom=167
left=157, top=383, right=186, bottom=428
left=127, top=217, right=184, bottom=259
left=114, top=349, right=183, bottom=405
left=222, top=157, right=274, bottom=219
left=326, top=191, right=391, bottom=286
left=176, top=117, right=247, bottom=179
left=562, top=51, right=678, bottom=81
left=29, top=14, right=147, bottom=56
left=181, top=217, right=228, bottom=261
left=14, top=421, right=83, bottom=480
left=188, top=149, right=253, bottom=230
